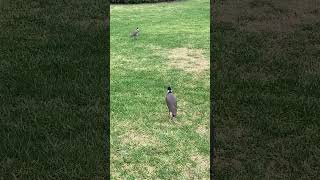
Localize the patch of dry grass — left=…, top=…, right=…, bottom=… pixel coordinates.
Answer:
left=168, top=48, right=209, bottom=74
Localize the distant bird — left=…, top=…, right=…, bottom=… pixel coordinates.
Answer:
left=165, top=86, right=177, bottom=121
left=130, top=27, right=139, bottom=39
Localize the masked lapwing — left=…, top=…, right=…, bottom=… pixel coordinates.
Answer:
left=165, top=86, right=177, bottom=121
left=130, top=27, right=139, bottom=39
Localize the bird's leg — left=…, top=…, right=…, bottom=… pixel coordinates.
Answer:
left=171, top=114, right=176, bottom=122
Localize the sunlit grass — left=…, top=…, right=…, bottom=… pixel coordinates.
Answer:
left=111, top=0, right=210, bottom=178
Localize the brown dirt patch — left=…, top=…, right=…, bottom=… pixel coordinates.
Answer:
left=168, top=48, right=209, bottom=74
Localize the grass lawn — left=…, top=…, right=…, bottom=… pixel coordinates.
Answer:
left=0, top=1, right=108, bottom=178
left=212, top=0, right=320, bottom=178
left=110, top=0, right=210, bottom=179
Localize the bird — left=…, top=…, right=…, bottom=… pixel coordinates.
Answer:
left=130, top=27, right=139, bottom=39
left=165, top=86, right=177, bottom=121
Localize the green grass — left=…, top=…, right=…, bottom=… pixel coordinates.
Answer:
left=0, top=1, right=108, bottom=178
left=110, top=0, right=210, bottom=179
left=212, top=0, right=320, bottom=179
